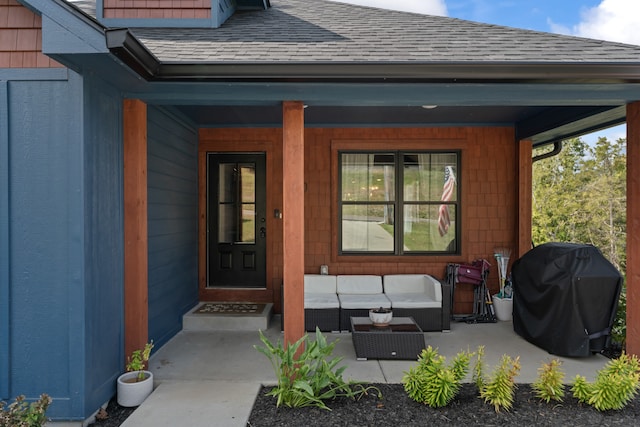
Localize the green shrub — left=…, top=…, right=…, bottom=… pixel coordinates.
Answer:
left=254, top=328, right=380, bottom=410
left=0, top=394, right=52, bottom=427
left=571, top=352, right=640, bottom=411
left=532, top=359, right=565, bottom=403
left=478, top=354, right=521, bottom=412
left=402, top=346, right=474, bottom=408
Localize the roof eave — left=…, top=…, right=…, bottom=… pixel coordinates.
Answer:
left=152, top=62, right=640, bottom=83
left=106, top=28, right=159, bottom=79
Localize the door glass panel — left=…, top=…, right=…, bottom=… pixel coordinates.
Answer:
left=218, top=204, right=235, bottom=243
left=218, top=162, right=256, bottom=244
left=240, top=165, right=256, bottom=203
left=241, top=203, right=255, bottom=243
left=240, top=165, right=256, bottom=243
left=218, top=164, right=236, bottom=203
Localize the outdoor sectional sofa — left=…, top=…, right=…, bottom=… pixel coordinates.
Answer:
left=303, top=274, right=341, bottom=332
left=303, top=273, right=450, bottom=332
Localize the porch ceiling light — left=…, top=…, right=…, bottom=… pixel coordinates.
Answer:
left=421, top=105, right=438, bottom=109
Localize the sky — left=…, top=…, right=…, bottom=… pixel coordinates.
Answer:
left=332, top=0, right=640, bottom=144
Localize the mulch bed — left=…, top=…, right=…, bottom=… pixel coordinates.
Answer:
left=87, top=398, right=135, bottom=427
left=247, top=383, right=640, bottom=426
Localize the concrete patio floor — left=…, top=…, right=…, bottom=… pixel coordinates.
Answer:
left=121, top=316, right=610, bottom=427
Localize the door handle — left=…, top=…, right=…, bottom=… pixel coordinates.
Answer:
left=260, top=227, right=266, bottom=238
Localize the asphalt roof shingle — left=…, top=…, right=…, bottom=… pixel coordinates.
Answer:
left=127, top=0, right=640, bottom=64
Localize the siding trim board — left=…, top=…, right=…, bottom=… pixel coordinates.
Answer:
left=0, top=80, right=9, bottom=400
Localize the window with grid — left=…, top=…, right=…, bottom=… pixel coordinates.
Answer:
left=339, top=151, right=459, bottom=255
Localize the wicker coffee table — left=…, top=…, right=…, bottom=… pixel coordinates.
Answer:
left=350, top=317, right=426, bottom=360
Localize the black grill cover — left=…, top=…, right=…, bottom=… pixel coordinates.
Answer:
left=512, top=243, right=622, bottom=357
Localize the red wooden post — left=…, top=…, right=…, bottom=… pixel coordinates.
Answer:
left=123, top=99, right=149, bottom=359
left=627, top=102, right=640, bottom=356
left=282, top=101, right=305, bottom=346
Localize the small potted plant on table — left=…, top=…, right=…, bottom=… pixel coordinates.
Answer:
left=369, top=307, right=393, bottom=327
left=117, top=341, right=154, bottom=407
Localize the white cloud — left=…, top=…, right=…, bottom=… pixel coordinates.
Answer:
left=572, top=0, right=640, bottom=45
left=329, top=0, right=447, bottom=16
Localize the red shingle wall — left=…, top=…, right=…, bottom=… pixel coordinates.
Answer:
left=103, top=0, right=211, bottom=19
left=0, top=0, right=62, bottom=68
left=200, top=126, right=520, bottom=314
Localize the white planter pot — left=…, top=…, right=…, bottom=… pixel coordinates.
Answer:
left=369, top=308, right=393, bottom=327
left=492, top=296, right=513, bottom=322
left=117, top=371, right=154, bottom=407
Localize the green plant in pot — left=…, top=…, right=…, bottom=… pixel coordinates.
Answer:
left=117, top=341, right=154, bottom=407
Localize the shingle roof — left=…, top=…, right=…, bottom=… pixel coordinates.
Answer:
left=130, top=0, right=640, bottom=64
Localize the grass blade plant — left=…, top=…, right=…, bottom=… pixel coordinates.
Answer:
left=254, top=328, right=380, bottom=410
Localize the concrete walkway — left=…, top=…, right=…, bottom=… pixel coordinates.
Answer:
left=121, top=317, right=610, bottom=427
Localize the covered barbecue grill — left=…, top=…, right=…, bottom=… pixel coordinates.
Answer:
left=512, top=242, right=623, bottom=357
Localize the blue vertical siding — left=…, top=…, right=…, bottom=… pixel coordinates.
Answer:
left=81, top=76, right=125, bottom=416
left=0, top=69, right=126, bottom=421
left=5, top=70, right=85, bottom=418
left=147, top=107, right=199, bottom=348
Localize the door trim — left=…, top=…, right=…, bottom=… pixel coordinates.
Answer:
left=198, top=139, right=278, bottom=303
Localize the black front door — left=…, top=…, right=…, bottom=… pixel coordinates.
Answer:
left=207, top=153, right=266, bottom=288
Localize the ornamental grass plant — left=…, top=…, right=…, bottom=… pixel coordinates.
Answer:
left=254, top=328, right=380, bottom=410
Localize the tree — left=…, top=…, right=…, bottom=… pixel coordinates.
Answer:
left=532, top=137, right=626, bottom=272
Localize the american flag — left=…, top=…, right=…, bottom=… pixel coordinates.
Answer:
left=438, top=166, right=456, bottom=236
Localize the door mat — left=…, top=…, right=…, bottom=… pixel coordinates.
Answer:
left=193, top=302, right=266, bottom=315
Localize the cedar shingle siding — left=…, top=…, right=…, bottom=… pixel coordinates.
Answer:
left=103, top=0, right=211, bottom=19
left=0, top=0, right=61, bottom=68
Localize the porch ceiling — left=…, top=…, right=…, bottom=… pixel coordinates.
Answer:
left=174, top=104, right=625, bottom=146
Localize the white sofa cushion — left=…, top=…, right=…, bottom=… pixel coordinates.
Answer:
left=336, top=275, right=383, bottom=294
left=385, top=293, right=441, bottom=309
left=338, top=293, right=391, bottom=309
left=304, top=274, right=337, bottom=294
left=305, top=293, right=340, bottom=309
left=383, top=274, right=442, bottom=308
left=304, top=275, right=339, bottom=309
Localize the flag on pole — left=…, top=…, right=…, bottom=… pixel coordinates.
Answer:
left=438, top=166, right=456, bottom=236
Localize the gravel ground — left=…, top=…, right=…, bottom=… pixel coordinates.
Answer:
left=247, top=383, right=640, bottom=427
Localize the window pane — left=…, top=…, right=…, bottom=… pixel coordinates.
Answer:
left=403, top=204, right=457, bottom=252
left=341, top=153, right=395, bottom=202
left=404, top=153, right=457, bottom=201
left=342, top=204, right=394, bottom=252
